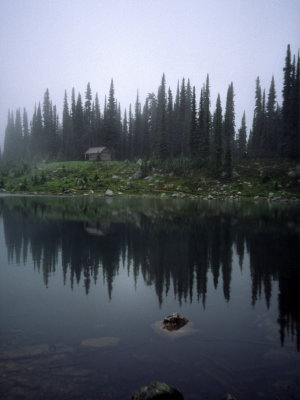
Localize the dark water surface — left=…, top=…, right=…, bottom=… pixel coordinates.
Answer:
left=0, top=195, right=299, bottom=400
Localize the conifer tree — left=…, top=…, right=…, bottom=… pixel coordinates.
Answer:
left=133, top=91, right=142, bottom=158
left=3, top=111, right=15, bottom=162
left=156, top=74, right=168, bottom=159
left=212, top=94, right=223, bottom=171
left=84, top=82, right=93, bottom=147
left=62, top=91, right=73, bottom=159
left=190, top=86, right=199, bottom=158
left=250, top=77, right=264, bottom=157
left=166, top=87, right=174, bottom=156
left=199, top=75, right=211, bottom=160
left=237, top=112, right=247, bottom=159
left=223, top=83, right=235, bottom=177
left=103, top=79, right=119, bottom=158
left=266, top=76, right=279, bottom=156
left=23, top=108, right=30, bottom=159
left=73, top=93, right=84, bottom=159
left=94, top=93, right=102, bottom=146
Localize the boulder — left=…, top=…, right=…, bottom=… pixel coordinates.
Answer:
left=132, top=381, right=184, bottom=400
left=105, top=189, right=114, bottom=196
left=162, top=313, right=188, bottom=331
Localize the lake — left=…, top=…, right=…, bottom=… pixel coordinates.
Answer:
left=0, top=195, right=299, bottom=400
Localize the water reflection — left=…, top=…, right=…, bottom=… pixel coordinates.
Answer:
left=0, top=195, right=299, bottom=350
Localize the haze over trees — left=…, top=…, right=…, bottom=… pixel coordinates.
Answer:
left=2, top=45, right=299, bottom=172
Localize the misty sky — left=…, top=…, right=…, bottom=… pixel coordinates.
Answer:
left=0, top=0, right=299, bottom=149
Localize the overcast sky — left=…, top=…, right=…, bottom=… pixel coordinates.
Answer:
left=0, top=0, right=299, bottom=149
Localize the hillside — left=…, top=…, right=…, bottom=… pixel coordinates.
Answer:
left=0, top=159, right=299, bottom=201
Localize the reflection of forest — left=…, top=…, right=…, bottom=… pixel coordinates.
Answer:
left=0, top=196, right=299, bottom=349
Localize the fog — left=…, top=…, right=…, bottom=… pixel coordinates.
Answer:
left=0, top=0, right=299, bottom=148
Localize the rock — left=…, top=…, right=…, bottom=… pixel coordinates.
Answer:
left=105, top=189, right=114, bottom=196
left=207, top=195, right=213, bottom=200
left=80, top=336, right=120, bottom=348
left=132, top=381, right=184, bottom=400
left=287, top=170, right=296, bottom=178
left=132, top=171, right=142, bottom=179
left=144, top=176, right=153, bottom=181
left=268, top=192, right=274, bottom=198
left=162, top=313, right=188, bottom=331
left=0, top=344, right=49, bottom=360
left=136, top=158, right=143, bottom=166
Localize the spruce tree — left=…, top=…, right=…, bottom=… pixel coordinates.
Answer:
left=251, top=77, right=263, bottom=157
left=223, top=83, right=235, bottom=177
left=23, top=108, right=30, bottom=159
left=166, top=87, right=174, bottom=156
left=103, top=79, right=119, bottom=159
left=133, top=91, right=142, bottom=158
left=84, top=82, right=92, bottom=147
left=266, top=76, right=279, bottom=156
left=237, top=112, right=247, bottom=159
left=190, top=86, right=199, bottom=158
left=212, top=94, right=223, bottom=171
left=156, top=74, right=168, bottom=159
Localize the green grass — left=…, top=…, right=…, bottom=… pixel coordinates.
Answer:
left=0, top=159, right=299, bottom=201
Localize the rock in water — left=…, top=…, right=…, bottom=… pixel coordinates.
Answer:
left=132, top=381, right=184, bottom=400
left=162, top=313, right=188, bottom=331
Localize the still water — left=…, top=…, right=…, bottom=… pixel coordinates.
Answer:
left=0, top=195, right=299, bottom=400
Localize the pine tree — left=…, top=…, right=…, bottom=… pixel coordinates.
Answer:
left=266, top=76, right=279, bottom=156
left=122, top=109, right=128, bottom=159
left=3, top=111, right=15, bottom=162
left=250, top=77, right=264, bottom=157
left=156, top=74, right=168, bottom=159
left=237, top=112, right=247, bottom=159
left=84, top=82, right=92, bottom=147
left=166, top=87, right=174, bottom=156
left=103, top=79, right=119, bottom=159
left=199, top=75, right=211, bottom=160
left=31, top=103, right=43, bottom=159
left=223, top=83, right=235, bottom=177
left=190, top=86, right=199, bottom=158
left=23, top=108, right=30, bottom=159
left=128, top=104, right=133, bottom=160
left=212, top=94, right=223, bottom=171
left=280, top=44, right=299, bottom=159
left=133, top=91, right=142, bottom=158
left=74, top=93, right=84, bottom=159
left=94, top=93, right=102, bottom=146
left=62, top=91, right=73, bottom=159
left=14, top=109, right=23, bottom=159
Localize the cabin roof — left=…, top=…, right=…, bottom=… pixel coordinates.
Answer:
left=84, top=146, right=108, bottom=155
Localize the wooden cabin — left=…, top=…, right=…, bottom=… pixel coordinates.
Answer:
left=84, top=147, right=111, bottom=161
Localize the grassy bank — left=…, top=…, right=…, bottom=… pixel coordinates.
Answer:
left=0, top=159, right=299, bottom=201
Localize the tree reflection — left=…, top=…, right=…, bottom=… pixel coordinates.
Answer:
left=0, top=196, right=299, bottom=349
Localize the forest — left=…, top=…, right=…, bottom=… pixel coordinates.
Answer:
left=1, top=45, right=299, bottom=176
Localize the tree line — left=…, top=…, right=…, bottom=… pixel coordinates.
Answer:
left=2, top=45, right=299, bottom=174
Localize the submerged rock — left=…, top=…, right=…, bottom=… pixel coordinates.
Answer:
left=132, top=381, right=184, bottom=400
left=162, top=313, right=188, bottom=331
left=80, top=336, right=120, bottom=348
left=0, top=344, right=49, bottom=360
